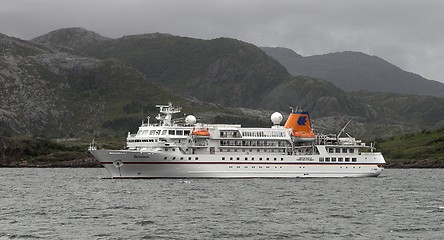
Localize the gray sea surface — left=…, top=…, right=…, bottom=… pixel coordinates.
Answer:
left=0, top=168, right=443, bottom=239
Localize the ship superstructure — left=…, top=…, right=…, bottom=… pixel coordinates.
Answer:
left=90, top=103, right=385, bottom=178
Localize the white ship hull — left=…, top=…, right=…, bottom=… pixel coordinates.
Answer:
left=89, top=103, right=386, bottom=178
left=91, top=150, right=384, bottom=178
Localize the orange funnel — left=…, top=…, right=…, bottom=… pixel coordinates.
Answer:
left=284, top=111, right=315, bottom=139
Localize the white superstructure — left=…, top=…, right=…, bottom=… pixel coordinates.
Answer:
left=89, top=103, right=385, bottom=178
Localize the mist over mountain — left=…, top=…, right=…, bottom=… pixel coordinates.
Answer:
left=0, top=28, right=443, bottom=140
left=261, top=47, right=444, bottom=97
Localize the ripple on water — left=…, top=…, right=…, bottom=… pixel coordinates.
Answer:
left=0, top=168, right=443, bottom=239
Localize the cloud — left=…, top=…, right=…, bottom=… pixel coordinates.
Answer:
left=1, top=0, right=443, bottom=82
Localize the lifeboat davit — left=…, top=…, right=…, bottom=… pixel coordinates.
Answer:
left=284, top=109, right=315, bottom=141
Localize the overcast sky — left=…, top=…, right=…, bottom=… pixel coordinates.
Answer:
left=2, top=0, right=444, bottom=83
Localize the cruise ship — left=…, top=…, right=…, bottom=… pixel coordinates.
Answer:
left=89, top=103, right=385, bottom=178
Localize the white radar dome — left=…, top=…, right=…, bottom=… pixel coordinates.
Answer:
left=271, top=112, right=283, bottom=125
left=185, top=115, right=197, bottom=125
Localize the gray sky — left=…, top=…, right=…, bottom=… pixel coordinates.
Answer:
left=2, top=0, right=444, bottom=83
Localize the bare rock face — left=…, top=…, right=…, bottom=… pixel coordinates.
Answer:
left=1, top=35, right=58, bottom=135
left=1, top=33, right=110, bottom=137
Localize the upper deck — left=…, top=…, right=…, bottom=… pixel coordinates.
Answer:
left=125, top=103, right=375, bottom=156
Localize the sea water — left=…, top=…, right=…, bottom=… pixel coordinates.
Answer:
left=0, top=168, right=443, bottom=239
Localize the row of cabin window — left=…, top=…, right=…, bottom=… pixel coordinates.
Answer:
left=128, top=139, right=158, bottom=143
left=220, top=140, right=289, bottom=147
left=164, top=156, right=198, bottom=160
left=138, top=130, right=191, bottom=136
left=319, top=157, right=357, bottom=162
left=222, top=157, right=284, bottom=161
left=220, top=131, right=240, bottom=138
left=327, top=148, right=355, bottom=153
left=240, top=131, right=286, bottom=138
left=220, top=149, right=285, bottom=153
left=229, top=166, right=287, bottom=169
left=220, top=131, right=287, bottom=138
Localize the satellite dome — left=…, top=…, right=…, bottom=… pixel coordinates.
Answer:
left=271, top=112, right=283, bottom=125
left=185, top=115, right=197, bottom=125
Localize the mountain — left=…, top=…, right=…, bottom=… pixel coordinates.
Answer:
left=1, top=28, right=444, bottom=140
left=31, top=27, right=110, bottom=49
left=64, top=34, right=291, bottom=108
left=1, top=32, right=279, bottom=138
left=261, top=47, right=444, bottom=97
left=0, top=33, right=190, bottom=138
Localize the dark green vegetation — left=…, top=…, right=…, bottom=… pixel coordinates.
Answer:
left=75, top=34, right=290, bottom=108
left=0, top=136, right=99, bottom=167
left=377, top=128, right=444, bottom=168
left=1, top=27, right=444, bottom=167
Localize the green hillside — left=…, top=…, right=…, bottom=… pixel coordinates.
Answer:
left=74, top=34, right=291, bottom=108
left=377, top=128, right=444, bottom=167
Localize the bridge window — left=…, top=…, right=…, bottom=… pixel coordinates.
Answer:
left=345, top=158, right=350, bottom=162
left=319, top=157, right=324, bottom=162
left=338, top=158, right=343, bottom=162
left=168, top=130, right=175, bottom=135
left=352, top=158, right=357, bottom=162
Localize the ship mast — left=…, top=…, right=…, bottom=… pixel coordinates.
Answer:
left=155, top=102, right=181, bottom=126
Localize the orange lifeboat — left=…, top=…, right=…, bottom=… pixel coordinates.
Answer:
left=284, top=110, right=315, bottom=141
left=192, top=128, right=210, bottom=137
